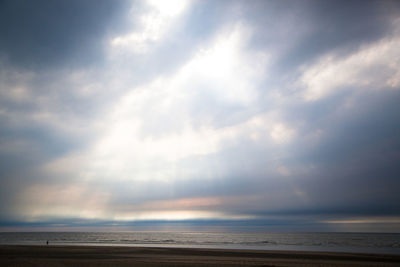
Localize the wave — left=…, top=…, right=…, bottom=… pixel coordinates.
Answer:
left=1, top=232, right=399, bottom=253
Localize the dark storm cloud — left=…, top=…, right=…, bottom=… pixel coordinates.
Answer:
left=292, top=92, right=399, bottom=214
left=136, top=84, right=400, bottom=219
left=0, top=0, right=131, bottom=70
left=189, top=89, right=400, bottom=217
left=277, top=0, right=399, bottom=69
left=242, top=0, right=400, bottom=70
left=0, top=0, right=135, bottom=218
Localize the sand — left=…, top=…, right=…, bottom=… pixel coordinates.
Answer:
left=1, top=245, right=399, bottom=266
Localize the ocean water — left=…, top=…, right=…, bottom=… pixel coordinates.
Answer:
left=0, top=232, right=399, bottom=255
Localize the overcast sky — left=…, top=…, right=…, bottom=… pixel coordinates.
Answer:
left=1, top=0, right=400, bottom=232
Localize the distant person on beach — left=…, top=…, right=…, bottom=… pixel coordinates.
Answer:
left=46, top=240, right=48, bottom=245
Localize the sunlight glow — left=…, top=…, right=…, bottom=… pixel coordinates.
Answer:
left=81, top=23, right=270, bottom=184
left=175, top=23, right=266, bottom=106
left=111, top=0, right=189, bottom=53
left=148, top=0, right=189, bottom=17
left=113, top=210, right=255, bottom=221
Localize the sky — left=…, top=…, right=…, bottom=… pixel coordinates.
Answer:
left=0, top=0, right=400, bottom=232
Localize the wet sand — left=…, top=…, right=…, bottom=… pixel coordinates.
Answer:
left=1, top=245, right=399, bottom=266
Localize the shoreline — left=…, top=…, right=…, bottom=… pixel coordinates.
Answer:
left=2, top=242, right=400, bottom=255
left=1, top=245, right=400, bottom=266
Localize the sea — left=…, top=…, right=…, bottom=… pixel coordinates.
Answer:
left=0, top=232, right=399, bottom=255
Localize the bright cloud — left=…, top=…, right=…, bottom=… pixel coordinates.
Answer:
left=270, top=123, right=295, bottom=144
left=301, top=34, right=400, bottom=101
left=63, top=23, right=269, bottom=184
left=111, top=0, right=190, bottom=54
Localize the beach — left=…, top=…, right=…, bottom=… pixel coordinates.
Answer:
left=1, top=245, right=399, bottom=266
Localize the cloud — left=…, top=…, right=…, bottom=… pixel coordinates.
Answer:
left=270, top=123, right=295, bottom=144
left=111, top=0, right=189, bottom=54
left=0, top=0, right=400, bottom=231
left=300, top=32, right=400, bottom=101
left=0, top=0, right=131, bottom=70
